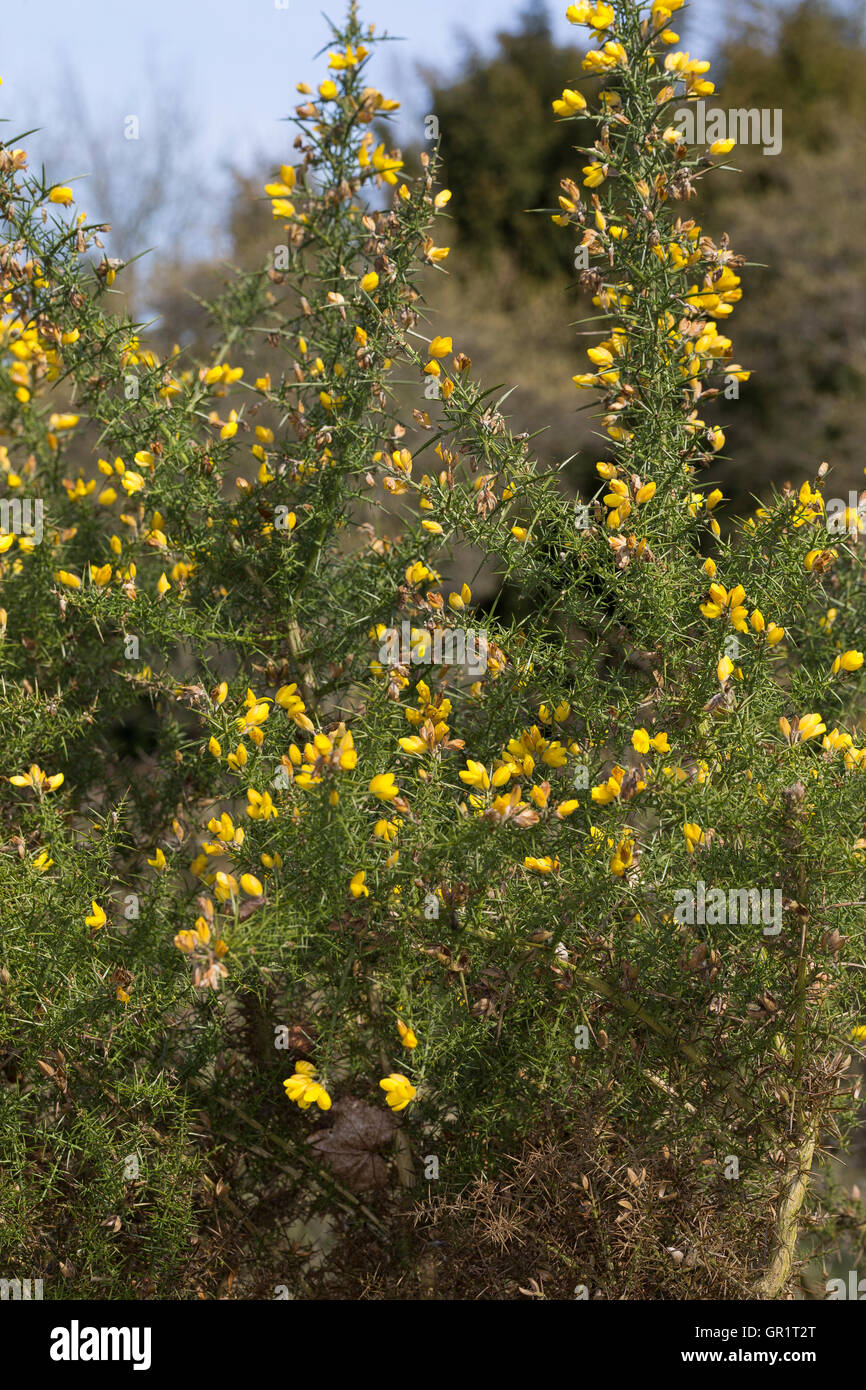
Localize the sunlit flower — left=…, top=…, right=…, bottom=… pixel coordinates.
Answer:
left=397, top=1019, right=418, bottom=1049
left=832, top=650, right=864, bottom=675
left=683, top=822, right=704, bottom=854
left=349, top=870, right=370, bottom=898
left=524, top=855, right=560, bottom=874
left=379, top=1072, right=416, bottom=1111
left=369, top=772, right=399, bottom=801
left=9, top=764, right=64, bottom=793
left=284, top=1062, right=332, bottom=1111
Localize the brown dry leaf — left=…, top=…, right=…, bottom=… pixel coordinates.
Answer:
left=307, top=1097, right=396, bottom=1190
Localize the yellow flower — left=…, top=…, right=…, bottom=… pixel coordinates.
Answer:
left=591, top=766, right=626, bottom=804
left=349, top=870, right=370, bottom=898
left=459, top=760, right=490, bottom=791
left=240, top=873, right=264, bottom=897
left=552, top=87, right=587, bottom=116
left=524, top=855, right=560, bottom=874
left=804, top=548, right=837, bottom=572
left=374, top=819, right=399, bottom=842
left=85, top=900, right=107, bottom=929
left=582, top=162, right=607, bottom=188
left=218, top=410, right=239, bottom=441
left=54, top=570, right=81, bottom=589
left=284, top=1063, right=332, bottom=1111
left=369, top=772, right=399, bottom=801
left=428, top=335, right=453, bottom=358
left=631, top=728, right=650, bottom=755
left=832, top=650, right=864, bottom=674
left=247, top=788, right=277, bottom=819
left=379, top=1072, right=416, bottom=1111
left=587, top=346, right=613, bottom=368
left=405, top=559, right=441, bottom=587
left=397, top=1019, right=418, bottom=1049
left=48, top=186, right=74, bottom=206
left=631, top=728, right=669, bottom=754
left=683, top=822, right=704, bottom=854
left=236, top=700, right=271, bottom=731
left=9, top=764, right=64, bottom=793
left=780, top=712, right=826, bottom=745
left=359, top=271, right=379, bottom=293
left=228, top=743, right=248, bottom=770
left=609, top=837, right=634, bottom=877
left=147, top=848, right=167, bottom=870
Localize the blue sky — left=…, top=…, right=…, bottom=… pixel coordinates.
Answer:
left=1, top=0, right=725, bottom=260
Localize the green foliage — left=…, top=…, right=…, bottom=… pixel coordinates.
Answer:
left=0, top=0, right=864, bottom=1299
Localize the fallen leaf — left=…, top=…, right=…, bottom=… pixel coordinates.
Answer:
left=307, top=1097, right=396, bottom=1190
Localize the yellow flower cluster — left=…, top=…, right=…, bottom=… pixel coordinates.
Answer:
left=284, top=1061, right=332, bottom=1111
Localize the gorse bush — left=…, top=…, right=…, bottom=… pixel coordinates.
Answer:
left=1, top=0, right=864, bottom=1300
